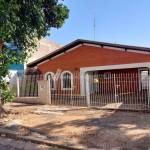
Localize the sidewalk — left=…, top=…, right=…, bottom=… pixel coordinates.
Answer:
left=0, top=136, right=64, bottom=150
left=0, top=128, right=98, bottom=150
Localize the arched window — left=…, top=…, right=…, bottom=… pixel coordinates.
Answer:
left=44, top=72, right=56, bottom=90
left=61, top=71, right=73, bottom=90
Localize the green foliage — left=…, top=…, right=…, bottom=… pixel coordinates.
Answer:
left=1, top=90, right=15, bottom=105
left=0, top=80, right=15, bottom=104
left=0, top=0, right=69, bottom=105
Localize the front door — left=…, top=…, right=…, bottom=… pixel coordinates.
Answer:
left=140, top=70, right=149, bottom=90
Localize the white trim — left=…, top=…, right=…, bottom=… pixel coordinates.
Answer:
left=44, top=72, right=55, bottom=80
left=80, top=62, right=150, bottom=96
left=44, top=72, right=56, bottom=90
left=127, top=49, right=150, bottom=54
left=37, top=60, right=49, bottom=66
left=80, top=62, right=150, bottom=72
left=103, top=46, right=125, bottom=51
left=138, top=68, right=149, bottom=91
left=66, top=44, right=82, bottom=53
left=83, top=43, right=101, bottom=47
left=138, top=68, right=149, bottom=76
left=51, top=53, right=65, bottom=59
left=61, top=71, right=73, bottom=90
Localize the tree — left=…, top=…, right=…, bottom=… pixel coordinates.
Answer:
left=0, top=0, right=69, bottom=114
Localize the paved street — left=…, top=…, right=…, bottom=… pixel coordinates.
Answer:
left=0, top=144, right=16, bottom=150
left=0, top=136, right=64, bottom=150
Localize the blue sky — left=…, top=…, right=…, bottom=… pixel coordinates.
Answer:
left=46, top=0, right=150, bottom=47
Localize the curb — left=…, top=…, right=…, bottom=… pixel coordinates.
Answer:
left=0, top=128, right=98, bottom=150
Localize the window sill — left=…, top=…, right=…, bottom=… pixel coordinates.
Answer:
left=61, top=88, right=72, bottom=90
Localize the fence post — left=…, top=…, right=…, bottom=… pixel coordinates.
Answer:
left=148, top=75, right=150, bottom=108
left=48, top=75, right=51, bottom=105
left=85, top=74, right=90, bottom=108
left=17, top=76, right=20, bottom=97
left=114, top=74, right=117, bottom=109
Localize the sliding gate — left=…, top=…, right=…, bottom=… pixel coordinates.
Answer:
left=49, top=72, right=150, bottom=110
left=89, top=73, right=150, bottom=110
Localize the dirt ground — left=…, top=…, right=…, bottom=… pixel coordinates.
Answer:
left=1, top=103, right=150, bottom=150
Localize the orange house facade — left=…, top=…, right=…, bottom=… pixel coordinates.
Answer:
left=27, top=39, right=150, bottom=96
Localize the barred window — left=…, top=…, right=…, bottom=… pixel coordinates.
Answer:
left=45, top=72, right=56, bottom=90
left=61, top=71, right=73, bottom=90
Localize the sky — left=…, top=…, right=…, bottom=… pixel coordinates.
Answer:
left=46, top=0, right=150, bottom=47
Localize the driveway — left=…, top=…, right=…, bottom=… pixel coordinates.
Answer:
left=3, top=103, right=150, bottom=150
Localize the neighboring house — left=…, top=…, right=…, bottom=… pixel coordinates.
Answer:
left=8, top=42, right=25, bottom=71
left=27, top=38, right=62, bottom=64
left=7, top=38, right=61, bottom=79
left=5, top=39, right=62, bottom=91
left=9, top=38, right=62, bottom=71
left=27, top=39, right=150, bottom=96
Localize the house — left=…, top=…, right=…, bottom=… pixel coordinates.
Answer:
left=0, top=39, right=62, bottom=93
left=27, top=38, right=62, bottom=64
left=9, top=38, right=62, bottom=72
left=27, top=39, right=150, bottom=97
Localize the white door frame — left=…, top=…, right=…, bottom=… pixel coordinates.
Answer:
left=138, top=68, right=149, bottom=91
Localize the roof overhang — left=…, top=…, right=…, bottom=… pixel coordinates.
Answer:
left=27, top=39, right=150, bottom=68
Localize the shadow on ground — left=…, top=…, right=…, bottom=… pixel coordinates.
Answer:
left=2, top=103, right=150, bottom=150
left=29, top=110, right=150, bottom=150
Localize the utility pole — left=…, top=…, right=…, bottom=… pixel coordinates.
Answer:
left=94, top=16, right=96, bottom=41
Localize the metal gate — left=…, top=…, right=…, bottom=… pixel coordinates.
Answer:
left=50, top=72, right=87, bottom=107
left=89, top=73, right=150, bottom=110
left=49, top=72, right=150, bottom=111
